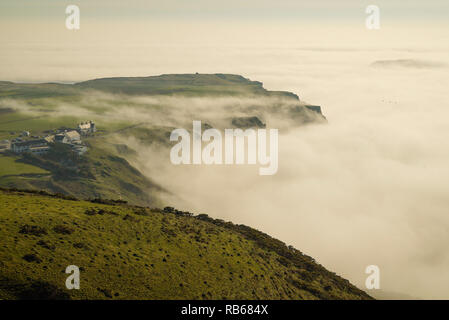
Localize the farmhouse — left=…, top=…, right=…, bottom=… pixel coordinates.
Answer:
left=12, top=139, right=49, bottom=155
left=9, top=121, right=95, bottom=156
left=55, top=130, right=88, bottom=155
left=54, top=130, right=81, bottom=144
left=77, top=121, right=96, bottom=135
left=64, top=130, right=81, bottom=143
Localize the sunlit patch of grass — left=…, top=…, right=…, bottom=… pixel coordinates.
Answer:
left=0, top=155, right=49, bottom=176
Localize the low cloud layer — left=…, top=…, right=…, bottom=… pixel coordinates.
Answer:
left=126, top=51, right=449, bottom=299
left=1, top=22, right=449, bottom=299
left=371, top=59, right=446, bottom=69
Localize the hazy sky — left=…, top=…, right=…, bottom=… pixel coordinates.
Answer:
left=1, top=1, right=449, bottom=299
left=1, top=0, right=448, bottom=22
left=1, top=1, right=448, bottom=83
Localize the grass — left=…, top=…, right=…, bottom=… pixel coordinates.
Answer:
left=0, top=115, right=79, bottom=133
left=0, top=189, right=372, bottom=300
left=0, top=74, right=298, bottom=99
left=0, top=142, right=161, bottom=207
left=0, top=75, right=350, bottom=300
left=0, top=155, right=49, bottom=176
left=0, top=73, right=323, bottom=207
left=0, top=107, right=161, bottom=207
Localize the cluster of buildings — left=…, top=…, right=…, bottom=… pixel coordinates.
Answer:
left=0, top=121, right=96, bottom=156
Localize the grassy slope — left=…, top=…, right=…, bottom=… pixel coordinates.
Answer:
left=0, top=74, right=300, bottom=100
left=0, top=75, right=364, bottom=300
left=0, top=189, right=372, bottom=300
left=0, top=143, right=162, bottom=207
left=0, top=155, right=49, bottom=176
left=0, top=106, right=162, bottom=206
left=0, top=74, right=320, bottom=206
left=75, top=74, right=298, bottom=98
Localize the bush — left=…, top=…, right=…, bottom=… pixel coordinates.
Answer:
left=22, top=254, right=42, bottom=263
left=53, top=225, right=74, bottom=235
left=37, top=240, right=55, bottom=251
left=90, top=198, right=127, bottom=205
left=19, top=225, right=47, bottom=236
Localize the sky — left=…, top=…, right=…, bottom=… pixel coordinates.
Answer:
left=1, top=1, right=449, bottom=299
left=1, top=0, right=448, bottom=22
left=1, top=1, right=448, bottom=83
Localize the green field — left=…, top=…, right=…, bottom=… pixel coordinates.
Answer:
left=0, top=155, right=49, bottom=176
left=0, top=114, right=78, bottom=133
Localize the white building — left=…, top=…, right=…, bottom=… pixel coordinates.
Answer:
left=54, top=131, right=81, bottom=144
left=64, top=130, right=81, bottom=143
left=12, top=139, right=49, bottom=154
left=77, top=121, right=96, bottom=135
left=29, top=145, right=50, bottom=155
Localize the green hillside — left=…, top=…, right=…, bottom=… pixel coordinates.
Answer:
left=0, top=145, right=161, bottom=207
left=0, top=74, right=324, bottom=207
left=75, top=74, right=300, bottom=99
left=0, top=155, right=49, bottom=176
left=0, top=73, right=306, bottom=102
left=0, top=189, right=371, bottom=300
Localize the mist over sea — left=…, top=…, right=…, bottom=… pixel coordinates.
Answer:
left=1, top=17, right=449, bottom=298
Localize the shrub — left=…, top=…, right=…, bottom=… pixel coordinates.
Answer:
left=37, top=240, right=55, bottom=251
left=22, top=254, right=42, bottom=263
left=53, top=225, right=74, bottom=235
left=19, top=225, right=47, bottom=236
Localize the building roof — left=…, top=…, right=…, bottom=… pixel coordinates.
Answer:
left=44, top=135, right=55, bottom=143
left=64, top=130, right=80, bottom=140
left=78, top=121, right=95, bottom=130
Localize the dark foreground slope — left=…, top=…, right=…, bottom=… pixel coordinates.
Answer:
left=0, top=189, right=371, bottom=300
